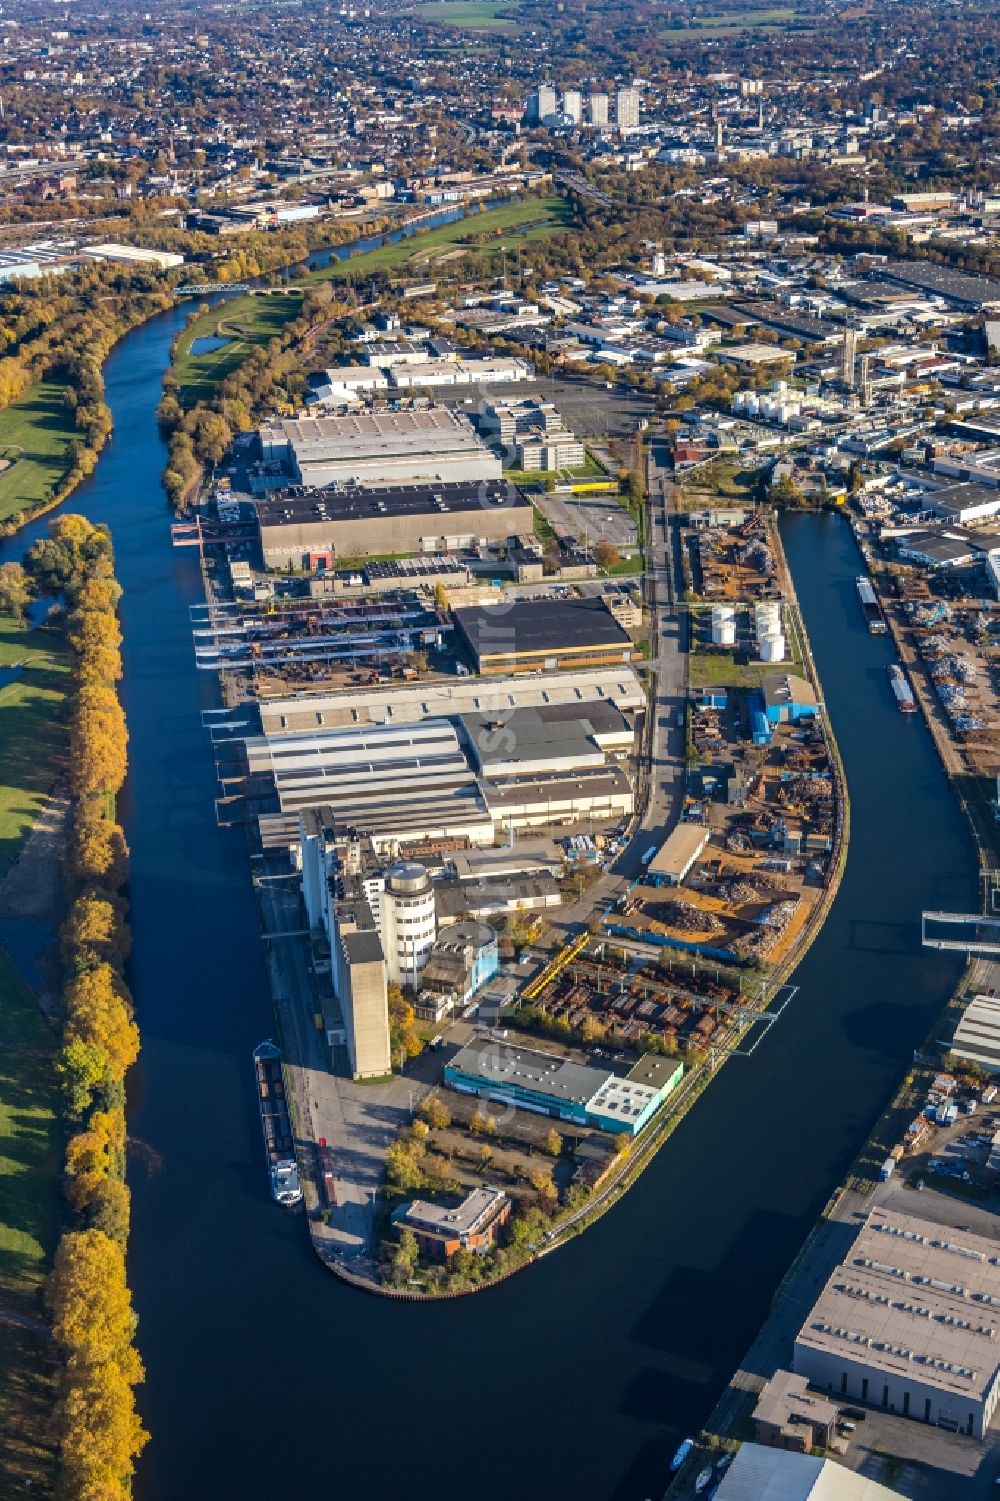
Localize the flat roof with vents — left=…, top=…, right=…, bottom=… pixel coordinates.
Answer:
left=443, top=1038, right=673, bottom=1135
left=794, top=1208, right=1000, bottom=1402
left=256, top=477, right=527, bottom=530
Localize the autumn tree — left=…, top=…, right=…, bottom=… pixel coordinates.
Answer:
left=57, top=1039, right=110, bottom=1119
left=65, top=964, right=140, bottom=1080
left=46, top=1230, right=137, bottom=1362
left=387, top=982, right=423, bottom=1064
left=418, top=1097, right=451, bottom=1131
left=85, top=1178, right=131, bottom=1247
left=55, top=1357, right=148, bottom=1497
left=0, top=560, right=30, bottom=620
left=63, top=891, right=130, bottom=971
left=70, top=683, right=128, bottom=800
left=71, top=812, right=128, bottom=891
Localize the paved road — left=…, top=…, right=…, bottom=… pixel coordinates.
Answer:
left=256, top=871, right=433, bottom=1274
left=626, top=437, right=688, bottom=869
left=551, top=434, right=687, bottom=934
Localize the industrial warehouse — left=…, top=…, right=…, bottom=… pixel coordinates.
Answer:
left=793, top=1208, right=1000, bottom=1438
left=254, top=478, right=533, bottom=567
left=249, top=702, right=637, bottom=852
left=444, top=1037, right=683, bottom=1135
left=258, top=406, right=501, bottom=489
left=453, top=596, right=637, bottom=675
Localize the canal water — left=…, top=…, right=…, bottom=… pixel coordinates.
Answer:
left=0, top=292, right=979, bottom=1497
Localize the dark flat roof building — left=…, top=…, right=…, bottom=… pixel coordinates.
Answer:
left=254, top=478, right=532, bottom=566
left=879, top=261, right=1000, bottom=310
left=453, top=597, right=636, bottom=675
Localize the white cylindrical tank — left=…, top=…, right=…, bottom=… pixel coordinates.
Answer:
left=744, top=394, right=760, bottom=416
left=711, top=604, right=737, bottom=646
left=760, top=632, right=786, bottom=662
left=754, top=602, right=781, bottom=639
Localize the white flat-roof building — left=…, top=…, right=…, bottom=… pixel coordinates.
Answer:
left=257, top=666, right=646, bottom=736
left=389, top=356, right=531, bottom=389
left=715, top=1443, right=905, bottom=1500
left=648, top=823, right=709, bottom=885
left=259, top=407, right=501, bottom=489
left=83, top=242, right=184, bottom=269
left=950, top=993, right=1000, bottom=1073
left=793, top=1207, right=1000, bottom=1438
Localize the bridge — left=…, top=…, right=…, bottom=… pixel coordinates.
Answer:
left=171, top=517, right=257, bottom=553
left=174, top=282, right=251, bottom=297
left=922, top=872, right=1000, bottom=956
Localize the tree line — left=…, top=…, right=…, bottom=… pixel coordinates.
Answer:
left=0, top=266, right=175, bottom=534
left=11, top=515, right=148, bottom=1498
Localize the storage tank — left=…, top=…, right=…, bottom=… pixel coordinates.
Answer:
left=711, top=604, right=736, bottom=646
left=760, top=631, right=786, bottom=662
left=754, top=602, right=781, bottom=639
left=744, top=393, right=760, bottom=417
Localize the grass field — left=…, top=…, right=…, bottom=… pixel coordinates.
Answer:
left=417, top=0, right=522, bottom=29
left=0, top=618, right=70, bottom=880
left=0, top=382, right=77, bottom=525
left=688, top=609, right=802, bottom=689
left=313, top=196, right=573, bottom=284
left=173, top=292, right=304, bottom=405
left=677, top=458, right=763, bottom=508
left=661, top=6, right=806, bottom=36
left=0, top=947, right=60, bottom=1498
left=0, top=949, right=60, bottom=1310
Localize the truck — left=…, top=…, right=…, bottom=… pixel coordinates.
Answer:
left=641, top=845, right=657, bottom=866
left=316, top=1138, right=337, bottom=1210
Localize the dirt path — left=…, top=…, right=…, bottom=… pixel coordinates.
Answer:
left=0, top=792, right=68, bottom=922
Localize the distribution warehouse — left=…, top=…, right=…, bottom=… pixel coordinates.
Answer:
left=254, top=478, right=532, bottom=566
left=793, top=1208, right=1000, bottom=1438
left=258, top=407, right=501, bottom=488
left=453, top=597, right=637, bottom=674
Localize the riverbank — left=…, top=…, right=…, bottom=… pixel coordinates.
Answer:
left=307, top=194, right=572, bottom=285
left=862, top=529, right=998, bottom=873
left=0, top=382, right=79, bottom=527
left=0, top=615, right=69, bottom=880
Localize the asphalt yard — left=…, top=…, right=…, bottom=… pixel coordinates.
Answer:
left=536, top=488, right=638, bottom=552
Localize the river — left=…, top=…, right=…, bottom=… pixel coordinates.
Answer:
left=0, top=289, right=980, bottom=1500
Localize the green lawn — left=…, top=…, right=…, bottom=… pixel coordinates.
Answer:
left=417, top=0, right=522, bottom=29
left=0, top=948, right=60, bottom=1310
left=661, top=6, right=807, bottom=36
left=0, top=618, right=70, bottom=880
left=678, top=458, right=762, bottom=507
left=0, top=948, right=60, bottom=1497
left=174, top=292, right=304, bottom=405
left=0, top=382, right=77, bottom=524
left=688, top=610, right=801, bottom=689
left=603, top=554, right=644, bottom=576
left=312, top=196, right=573, bottom=284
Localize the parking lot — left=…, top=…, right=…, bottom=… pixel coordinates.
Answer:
left=843, top=1406, right=1000, bottom=1500
left=536, top=488, right=638, bottom=552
